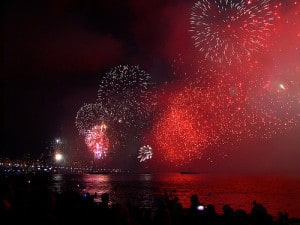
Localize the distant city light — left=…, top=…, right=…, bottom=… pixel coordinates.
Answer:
left=55, top=153, right=63, bottom=162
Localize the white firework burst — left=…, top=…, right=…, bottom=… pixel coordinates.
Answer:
left=97, top=64, right=157, bottom=128
left=75, top=103, right=111, bottom=135
left=189, top=0, right=274, bottom=65
left=137, top=145, right=153, bottom=162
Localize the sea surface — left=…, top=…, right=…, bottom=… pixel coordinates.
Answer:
left=47, top=173, right=300, bottom=219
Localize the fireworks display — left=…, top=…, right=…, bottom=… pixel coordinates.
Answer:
left=146, top=61, right=299, bottom=167
left=137, top=145, right=153, bottom=162
left=84, top=124, right=109, bottom=159
left=2, top=0, right=299, bottom=174
left=137, top=0, right=299, bottom=169
left=97, top=64, right=156, bottom=128
left=75, top=103, right=111, bottom=159
left=75, top=103, right=111, bottom=135
left=75, top=64, right=157, bottom=162
left=189, top=0, right=274, bottom=65
left=74, top=1, right=299, bottom=170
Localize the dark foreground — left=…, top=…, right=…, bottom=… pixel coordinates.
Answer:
left=1, top=174, right=300, bottom=225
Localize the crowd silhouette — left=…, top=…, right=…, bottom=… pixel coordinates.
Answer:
left=1, top=175, right=298, bottom=225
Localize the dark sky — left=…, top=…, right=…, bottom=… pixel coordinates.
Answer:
left=1, top=0, right=300, bottom=173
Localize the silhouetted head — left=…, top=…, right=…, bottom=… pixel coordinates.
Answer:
left=222, top=204, right=234, bottom=216
left=101, top=193, right=109, bottom=203
left=190, top=194, right=199, bottom=205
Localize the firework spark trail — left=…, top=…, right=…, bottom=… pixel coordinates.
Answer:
left=189, top=0, right=274, bottom=65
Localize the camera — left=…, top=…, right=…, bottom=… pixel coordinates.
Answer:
left=197, top=205, right=205, bottom=211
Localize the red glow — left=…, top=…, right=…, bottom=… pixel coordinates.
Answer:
left=85, top=125, right=109, bottom=159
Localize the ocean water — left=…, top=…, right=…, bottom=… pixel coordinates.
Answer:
left=48, top=173, right=300, bottom=219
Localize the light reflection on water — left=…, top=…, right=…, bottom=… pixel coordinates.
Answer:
left=49, top=173, right=300, bottom=218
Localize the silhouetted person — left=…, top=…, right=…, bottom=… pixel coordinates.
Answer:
left=153, top=196, right=172, bottom=225
left=204, top=204, right=220, bottom=225
left=96, top=192, right=112, bottom=224
left=99, top=192, right=109, bottom=208
left=250, top=200, right=273, bottom=225
left=169, top=196, right=184, bottom=225
left=189, top=194, right=201, bottom=213
left=188, top=194, right=205, bottom=225
left=251, top=200, right=267, bottom=216
left=278, top=211, right=289, bottom=224
left=234, top=209, right=250, bottom=225
left=221, top=204, right=234, bottom=225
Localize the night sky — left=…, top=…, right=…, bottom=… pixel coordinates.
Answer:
left=1, top=0, right=300, bottom=173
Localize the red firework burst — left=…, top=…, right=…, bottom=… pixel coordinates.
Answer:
left=84, top=124, right=109, bottom=159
